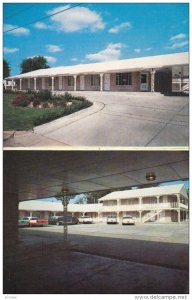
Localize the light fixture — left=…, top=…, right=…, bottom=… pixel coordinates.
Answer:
left=146, top=172, right=156, bottom=181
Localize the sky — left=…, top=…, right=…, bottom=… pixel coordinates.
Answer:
left=3, top=2, right=189, bottom=76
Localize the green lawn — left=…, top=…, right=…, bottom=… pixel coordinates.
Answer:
left=3, top=93, right=92, bottom=131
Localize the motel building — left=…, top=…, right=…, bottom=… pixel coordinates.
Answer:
left=5, top=52, right=189, bottom=94
left=19, top=184, right=188, bottom=224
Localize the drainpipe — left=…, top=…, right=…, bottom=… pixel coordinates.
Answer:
left=100, top=73, right=104, bottom=91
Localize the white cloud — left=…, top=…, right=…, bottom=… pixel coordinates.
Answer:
left=86, top=43, right=123, bottom=62
left=145, top=47, right=152, bottom=51
left=166, top=41, right=188, bottom=50
left=3, top=47, right=19, bottom=53
left=109, top=22, right=131, bottom=34
left=46, top=44, right=63, bottom=53
left=44, top=56, right=57, bottom=64
left=71, top=57, right=78, bottom=62
left=34, top=22, right=52, bottom=30
left=48, top=5, right=105, bottom=32
left=4, top=24, right=30, bottom=35
left=170, top=33, right=186, bottom=41
left=134, top=48, right=141, bottom=53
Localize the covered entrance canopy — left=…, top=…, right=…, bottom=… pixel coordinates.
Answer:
left=5, top=151, right=188, bottom=202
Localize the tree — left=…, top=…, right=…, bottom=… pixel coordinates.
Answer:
left=20, top=56, right=50, bottom=74
left=3, top=59, right=10, bottom=78
left=86, top=190, right=112, bottom=204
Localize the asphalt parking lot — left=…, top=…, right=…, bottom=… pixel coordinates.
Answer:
left=4, top=223, right=189, bottom=294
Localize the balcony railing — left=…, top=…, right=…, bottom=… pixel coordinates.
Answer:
left=101, top=202, right=188, bottom=212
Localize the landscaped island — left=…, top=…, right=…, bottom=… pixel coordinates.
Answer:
left=4, top=90, right=92, bottom=131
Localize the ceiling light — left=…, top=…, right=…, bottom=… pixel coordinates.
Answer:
left=146, top=172, right=156, bottom=181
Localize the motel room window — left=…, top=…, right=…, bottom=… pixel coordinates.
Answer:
left=91, top=75, right=100, bottom=86
left=116, top=73, right=132, bottom=85
left=48, top=77, right=52, bottom=86
left=68, top=76, right=74, bottom=86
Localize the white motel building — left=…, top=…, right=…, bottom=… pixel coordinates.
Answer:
left=6, top=52, right=189, bottom=94
left=19, top=184, right=188, bottom=224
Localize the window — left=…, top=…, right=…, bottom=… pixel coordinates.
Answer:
left=116, top=73, right=132, bottom=85
left=68, top=76, right=74, bottom=86
left=91, top=75, right=100, bottom=86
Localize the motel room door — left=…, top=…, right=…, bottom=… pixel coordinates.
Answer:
left=104, top=74, right=110, bottom=91
left=80, top=75, right=85, bottom=90
left=140, top=72, right=149, bottom=91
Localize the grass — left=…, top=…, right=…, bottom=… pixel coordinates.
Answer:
left=3, top=93, right=92, bottom=131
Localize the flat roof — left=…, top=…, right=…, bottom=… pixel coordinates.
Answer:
left=8, top=52, right=188, bottom=79
left=98, top=184, right=188, bottom=201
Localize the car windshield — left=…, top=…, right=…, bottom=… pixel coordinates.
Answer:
left=123, top=216, right=133, bottom=219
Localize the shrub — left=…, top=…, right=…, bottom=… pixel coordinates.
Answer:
left=12, top=93, right=30, bottom=107
left=33, top=99, right=40, bottom=107
left=36, top=90, right=52, bottom=102
left=63, top=92, right=73, bottom=101
left=42, top=102, right=49, bottom=108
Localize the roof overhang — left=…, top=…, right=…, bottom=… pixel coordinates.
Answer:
left=6, top=52, right=189, bottom=80
left=4, top=151, right=189, bottom=202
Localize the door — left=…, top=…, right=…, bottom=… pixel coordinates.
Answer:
left=140, top=72, right=149, bottom=91
left=80, top=75, right=85, bottom=90
left=104, top=74, right=110, bottom=91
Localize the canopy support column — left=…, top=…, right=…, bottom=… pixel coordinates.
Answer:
left=74, top=75, right=77, bottom=91
left=100, top=73, right=104, bottom=91
left=150, top=69, right=156, bottom=92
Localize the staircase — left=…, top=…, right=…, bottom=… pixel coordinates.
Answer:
left=142, top=210, right=163, bottom=223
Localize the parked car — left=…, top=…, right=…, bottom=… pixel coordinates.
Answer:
left=48, top=216, right=78, bottom=225
left=107, top=215, right=118, bottom=224
left=22, top=217, right=48, bottom=227
left=78, top=216, right=93, bottom=224
left=122, top=216, right=135, bottom=225
left=18, top=218, right=30, bottom=227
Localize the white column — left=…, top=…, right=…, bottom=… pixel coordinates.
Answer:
left=11, top=80, right=14, bottom=91
left=74, top=75, right=77, bottom=91
left=30, top=211, right=33, bottom=217
left=150, top=69, right=156, bottom=92
left=42, top=77, right=45, bottom=90
left=19, top=79, right=22, bottom=91
left=100, top=73, right=104, bottom=91
left=176, top=194, right=180, bottom=207
left=138, top=211, right=142, bottom=223
left=177, top=210, right=181, bottom=223
left=156, top=196, right=160, bottom=205
left=51, top=77, right=54, bottom=92
left=28, top=78, right=30, bottom=89
left=34, top=78, right=37, bottom=91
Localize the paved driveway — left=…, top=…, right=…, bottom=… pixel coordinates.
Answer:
left=4, top=92, right=189, bottom=147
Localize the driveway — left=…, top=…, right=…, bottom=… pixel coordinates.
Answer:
left=4, top=92, right=189, bottom=147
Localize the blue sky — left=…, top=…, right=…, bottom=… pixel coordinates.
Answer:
left=3, top=2, right=189, bottom=76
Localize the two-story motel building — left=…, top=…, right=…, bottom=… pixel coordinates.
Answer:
left=6, top=52, right=189, bottom=94
left=19, top=184, right=188, bottom=223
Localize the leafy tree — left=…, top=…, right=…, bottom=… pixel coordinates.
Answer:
left=20, top=56, right=50, bottom=74
left=86, top=190, right=112, bottom=203
left=3, top=59, right=10, bottom=78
